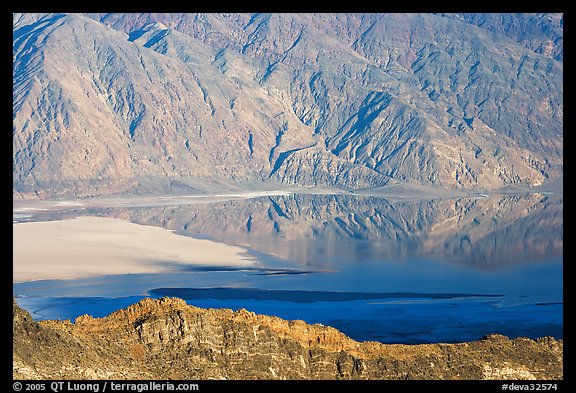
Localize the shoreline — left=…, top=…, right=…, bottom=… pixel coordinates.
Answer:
left=12, top=181, right=563, bottom=211
left=12, top=190, right=296, bottom=212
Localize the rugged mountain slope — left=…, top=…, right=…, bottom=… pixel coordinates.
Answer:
left=439, top=13, right=563, bottom=61
left=13, top=297, right=563, bottom=380
left=13, top=13, right=563, bottom=198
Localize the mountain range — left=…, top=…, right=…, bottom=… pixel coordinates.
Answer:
left=13, top=13, right=563, bottom=198
left=13, top=297, right=563, bottom=379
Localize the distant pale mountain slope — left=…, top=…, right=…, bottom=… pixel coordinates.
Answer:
left=13, top=13, right=562, bottom=198
left=438, top=13, right=563, bottom=61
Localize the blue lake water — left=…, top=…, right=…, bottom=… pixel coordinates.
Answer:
left=13, top=192, right=563, bottom=344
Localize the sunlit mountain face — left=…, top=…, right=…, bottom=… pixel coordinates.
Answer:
left=13, top=13, right=562, bottom=198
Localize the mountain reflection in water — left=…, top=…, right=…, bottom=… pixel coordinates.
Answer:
left=82, top=192, right=562, bottom=269
left=14, top=192, right=563, bottom=343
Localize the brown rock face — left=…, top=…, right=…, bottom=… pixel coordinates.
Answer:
left=13, top=297, right=563, bottom=380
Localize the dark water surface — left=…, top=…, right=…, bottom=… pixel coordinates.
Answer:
left=13, top=192, right=563, bottom=344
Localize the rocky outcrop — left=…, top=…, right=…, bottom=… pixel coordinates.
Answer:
left=13, top=297, right=563, bottom=380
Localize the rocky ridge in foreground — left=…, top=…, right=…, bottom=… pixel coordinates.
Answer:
left=13, top=297, right=562, bottom=380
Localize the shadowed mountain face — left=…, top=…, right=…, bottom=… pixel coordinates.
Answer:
left=13, top=13, right=563, bottom=198
left=75, top=193, right=561, bottom=270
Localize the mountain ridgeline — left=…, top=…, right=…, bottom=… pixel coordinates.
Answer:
left=13, top=297, right=563, bottom=379
left=13, top=13, right=563, bottom=197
